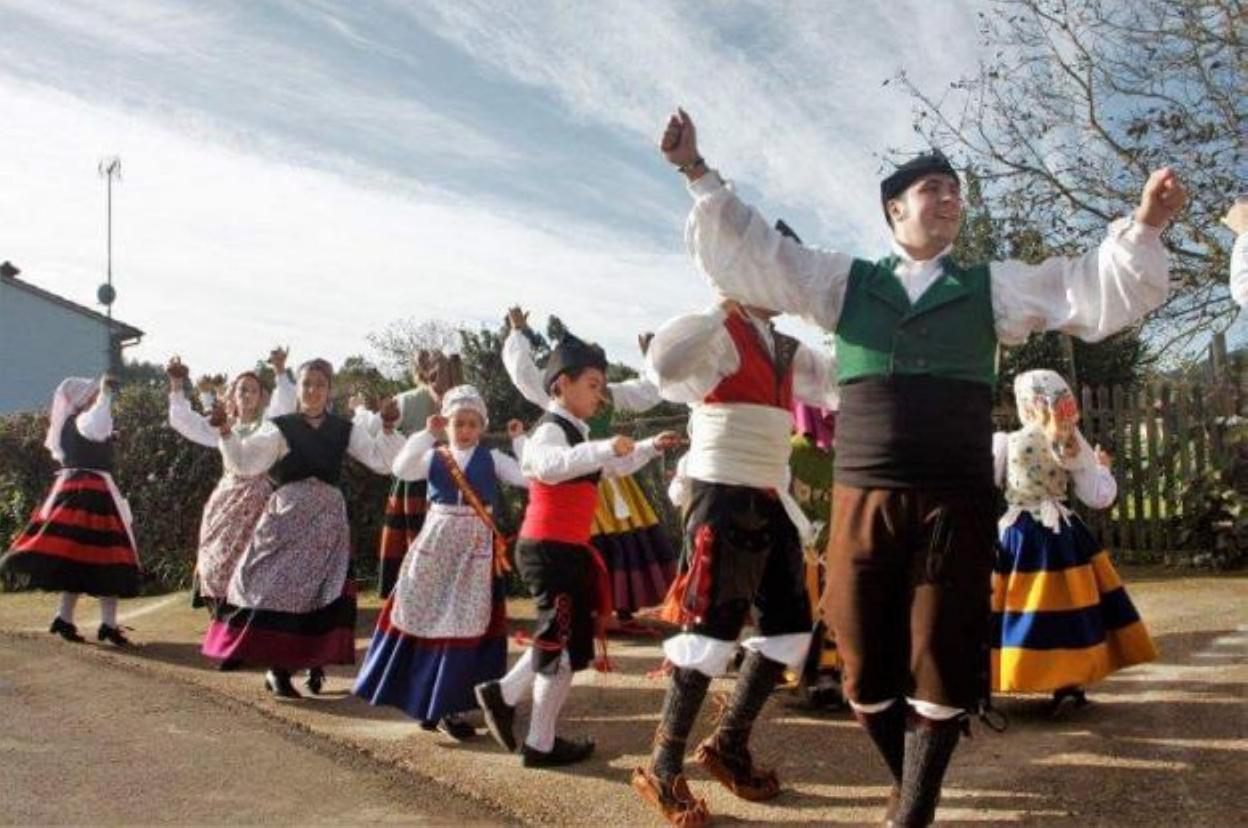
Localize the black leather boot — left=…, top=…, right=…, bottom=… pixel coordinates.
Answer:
left=49, top=617, right=85, bottom=643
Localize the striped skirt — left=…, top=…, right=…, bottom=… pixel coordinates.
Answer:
left=992, top=511, right=1157, bottom=693
left=376, top=477, right=427, bottom=597
left=202, top=478, right=356, bottom=670
left=592, top=474, right=676, bottom=613
left=2, top=469, right=140, bottom=597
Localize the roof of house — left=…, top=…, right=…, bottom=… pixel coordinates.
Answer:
left=1, top=268, right=143, bottom=342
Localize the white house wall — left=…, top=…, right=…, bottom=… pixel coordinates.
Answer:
left=0, top=280, right=111, bottom=414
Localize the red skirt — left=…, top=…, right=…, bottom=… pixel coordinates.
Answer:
left=2, top=470, right=141, bottom=597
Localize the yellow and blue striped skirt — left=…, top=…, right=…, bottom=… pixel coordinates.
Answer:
left=992, top=511, right=1157, bottom=693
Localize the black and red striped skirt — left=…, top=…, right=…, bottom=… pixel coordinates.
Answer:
left=2, top=470, right=141, bottom=597
left=376, top=477, right=427, bottom=596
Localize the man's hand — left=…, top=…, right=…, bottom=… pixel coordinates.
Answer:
left=1135, top=167, right=1187, bottom=229
left=660, top=108, right=702, bottom=175
left=1221, top=199, right=1248, bottom=236
left=506, top=419, right=526, bottom=438
left=610, top=435, right=636, bottom=457
left=652, top=431, right=683, bottom=452
left=506, top=306, right=530, bottom=333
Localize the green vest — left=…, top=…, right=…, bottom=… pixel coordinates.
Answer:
left=835, top=256, right=997, bottom=386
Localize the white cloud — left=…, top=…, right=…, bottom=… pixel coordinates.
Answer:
left=0, top=78, right=710, bottom=379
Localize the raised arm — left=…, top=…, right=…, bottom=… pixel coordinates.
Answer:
left=607, top=376, right=663, bottom=413
left=992, top=168, right=1185, bottom=344
left=391, top=429, right=438, bottom=481
left=502, top=326, right=552, bottom=409
left=75, top=379, right=114, bottom=442
left=267, top=371, right=297, bottom=419
left=660, top=109, right=853, bottom=331
left=1064, top=434, right=1117, bottom=510
left=520, top=422, right=616, bottom=484
left=645, top=306, right=738, bottom=404
left=168, top=390, right=220, bottom=448
left=490, top=449, right=530, bottom=489
left=347, top=420, right=406, bottom=476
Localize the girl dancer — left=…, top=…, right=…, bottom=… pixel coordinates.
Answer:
left=354, top=385, right=528, bottom=739
left=2, top=375, right=139, bottom=646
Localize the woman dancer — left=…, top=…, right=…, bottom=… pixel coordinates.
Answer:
left=201, top=359, right=404, bottom=697
left=165, top=349, right=295, bottom=613
left=2, top=375, right=139, bottom=646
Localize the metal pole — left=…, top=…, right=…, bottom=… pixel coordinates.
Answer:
left=106, top=170, right=112, bottom=322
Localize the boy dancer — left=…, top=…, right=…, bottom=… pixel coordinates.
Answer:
left=475, top=334, right=679, bottom=767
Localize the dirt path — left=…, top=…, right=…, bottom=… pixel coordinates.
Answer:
left=0, top=570, right=1243, bottom=826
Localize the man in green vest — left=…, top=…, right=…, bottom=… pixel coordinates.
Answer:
left=657, top=108, right=1184, bottom=826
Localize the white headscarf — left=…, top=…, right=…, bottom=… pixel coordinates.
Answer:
left=1013, top=369, right=1074, bottom=427
left=440, top=384, right=489, bottom=430
left=44, top=377, right=99, bottom=462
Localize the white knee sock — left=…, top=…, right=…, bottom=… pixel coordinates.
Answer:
left=499, top=648, right=536, bottom=707
left=526, top=654, right=573, bottom=753
left=56, top=592, right=80, bottom=624
left=99, top=597, right=119, bottom=628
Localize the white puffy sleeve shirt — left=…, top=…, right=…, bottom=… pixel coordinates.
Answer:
left=74, top=391, right=114, bottom=442
left=685, top=170, right=1171, bottom=345
left=645, top=306, right=838, bottom=410
left=521, top=404, right=661, bottom=484
left=391, top=429, right=529, bottom=489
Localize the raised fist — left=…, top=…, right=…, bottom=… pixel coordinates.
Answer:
left=1135, top=167, right=1187, bottom=229
left=207, top=400, right=229, bottom=432
left=506, top=418, right=526, bottom=438
left=506, top=306, right=530, bottom=332
left=268, top=345, right=289, bottom=374
left=165, top=357, right=190, bottom=381
left=660, top=108, right=700, bottom=169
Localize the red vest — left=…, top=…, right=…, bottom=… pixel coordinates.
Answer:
left=703, top=312, right=795, bottom=409
left=519, top=480, right=599, bottom=545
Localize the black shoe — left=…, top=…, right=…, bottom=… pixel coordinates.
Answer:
left=49, top=617, right=85, bottom=643
left=265, top=669, right=302, bottom=699
left=97, top=624, right=131, bottom=647
left=437, top=715, right=477, bottom=741
left=521, top=736, right=595, bottom=768
left=474, top=681, right=517, bottom=752
left=304, top=667, right=326, bottom=694
left=217, top=658, right=243, bottom=672
left=1049, top=686, right=1090, bottom=718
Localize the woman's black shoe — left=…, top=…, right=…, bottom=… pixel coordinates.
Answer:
left=265, top=669, right=302, bottom=699
left=97, top=624, right=131, bottom=647
left=49, top=617, right=85, bottom=643
left=521, top=736, right=595, bottom=768
left=304, top=667, right=326, bottom=694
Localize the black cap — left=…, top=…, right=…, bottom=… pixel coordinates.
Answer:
left=880, top=151, right=958, bottom=223
left=543, top=334, right=608, bottom=393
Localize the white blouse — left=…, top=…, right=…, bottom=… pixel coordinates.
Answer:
left=74, top=392, right=114, bottom=442
left=685, top=170, right=1170, bottom=346
left=218, top=417, right=405, bottom=479
left=645, top=305, right=839, bottom=409
left=502, top=329, right=662, bottom=413
left=166, top=372, right=297, bottom=450
left=391, top=429, right=529, bottom=489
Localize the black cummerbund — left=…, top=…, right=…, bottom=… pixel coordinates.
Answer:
left=834, top=375, right=994, bottom=490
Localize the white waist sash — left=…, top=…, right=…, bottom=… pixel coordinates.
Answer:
left=685, top=403, right=812, bottom=544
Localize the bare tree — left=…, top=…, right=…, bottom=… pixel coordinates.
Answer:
left=366, top=317, right=461, bottom=379
left=897, top=0, right=1244, bottom=362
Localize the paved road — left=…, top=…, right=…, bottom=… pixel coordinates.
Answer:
left=0, top=635, right=504, bottom=826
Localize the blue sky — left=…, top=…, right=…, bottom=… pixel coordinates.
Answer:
left=0, top=0, right=992, bottom=377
